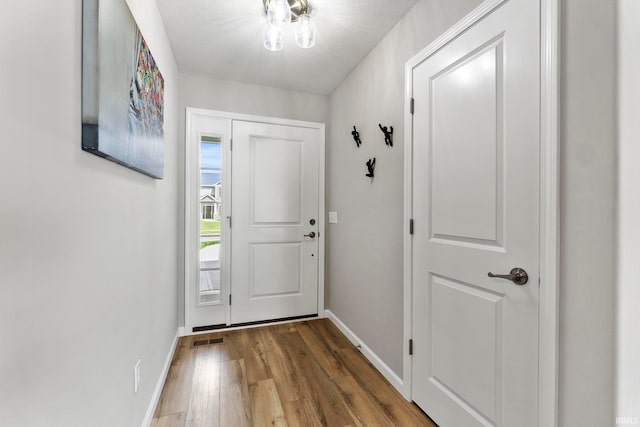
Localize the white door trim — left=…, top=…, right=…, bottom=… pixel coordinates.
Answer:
left=402, top=1, right=559, bottom=426
left=538, top=0, right=560, bottom=424
left=184, top=108, right=326, bottom=332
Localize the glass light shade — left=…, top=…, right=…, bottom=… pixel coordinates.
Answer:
left=266, top=0, right=292, bottom=25
left=263, top=24, right=283, bottom=51
left=295, top=14, right=316, bottom=48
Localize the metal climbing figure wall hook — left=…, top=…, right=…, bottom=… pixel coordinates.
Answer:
left=351, top=126, right=362, bottom=147
left=366, top=158, right=376, bottom=178
left=378, top=124, right=393, bottom=147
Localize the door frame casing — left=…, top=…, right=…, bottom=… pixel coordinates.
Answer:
left=184, top=107, right=326, bottom=332
left=402, top=1, right=559, bottom=426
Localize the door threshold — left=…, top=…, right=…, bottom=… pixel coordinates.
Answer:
left=192, top=313, right=318, bottom=333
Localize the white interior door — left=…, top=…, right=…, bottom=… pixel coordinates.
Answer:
left=231, top=121, right=320, bottom=324
left=410, top=0, right=540, bottom=426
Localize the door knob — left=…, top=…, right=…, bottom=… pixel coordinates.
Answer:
left=304, top=231, right=316, bottom=239
left=487, top=267, right=528, bottom=285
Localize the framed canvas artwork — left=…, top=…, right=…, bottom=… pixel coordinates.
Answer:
left=82, top=0, right=165, bottom=179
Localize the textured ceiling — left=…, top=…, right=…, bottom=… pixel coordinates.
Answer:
left=157, top=0, right=420, bottom=95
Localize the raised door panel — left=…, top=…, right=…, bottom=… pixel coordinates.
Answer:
left=250, top=137, right=303, bottom=226
left=429, top=275, right=504, bottom=424
left=250, top=243, right=302, bottom=298
left=430, top=43, right=504, bottom=247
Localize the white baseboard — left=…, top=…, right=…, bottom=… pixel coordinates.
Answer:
left=141, top=329, right=180, bottom=427
left=324, top=310, right=404, bottom=393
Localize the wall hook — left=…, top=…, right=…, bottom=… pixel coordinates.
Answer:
left=351, top=126, right=362, bottom=147
left=378, top=124, right=393, bottom=147
left=366, top=157, right=376, bottom=178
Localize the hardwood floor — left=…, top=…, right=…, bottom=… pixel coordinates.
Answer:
left=151, top=319, right=436, bottom=427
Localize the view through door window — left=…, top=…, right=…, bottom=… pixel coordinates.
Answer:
left=199, top=136, right=222, bottom=304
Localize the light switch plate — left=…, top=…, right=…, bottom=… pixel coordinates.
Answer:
left=328, top=211, right=338, bottom=224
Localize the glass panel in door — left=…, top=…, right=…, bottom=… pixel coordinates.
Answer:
left=199, top=136, right=222, bottom=305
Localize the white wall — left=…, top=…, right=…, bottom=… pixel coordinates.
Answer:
left=179, top=74, right=330, bottom=124
left=617, top=0, right=640, bottom=420
left=177, top=73, right=329, bottom=325
left=0, top=1, right=179, bottom=426
left=326, top=0, right=484, bottom=377
left=560, top=0, right=616, bottom=425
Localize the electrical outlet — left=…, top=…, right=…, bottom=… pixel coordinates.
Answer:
left=328, top=211, right=338, bottom=224
left=134, top=359, right=141, bottom=393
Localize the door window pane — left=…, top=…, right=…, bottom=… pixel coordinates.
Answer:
left=199, top=137, right=222, bottom=304
left=199, top=270, right=221, bottom=304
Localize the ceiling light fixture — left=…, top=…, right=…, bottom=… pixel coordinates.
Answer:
left=263, top=24, right=283, bottom=52
left=263, top=0, right=316, bottom=51
left=266, top=0, right=291, bottom=25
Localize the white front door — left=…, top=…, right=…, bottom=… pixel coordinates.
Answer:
left=410, top=0, right=540, bottom=426
left=231, top=121, right=320, bottom=324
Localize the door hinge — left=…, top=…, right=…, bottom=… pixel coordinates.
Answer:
left=230, top=138, right=233, bottom=150
left=410, top=98, right=415, bottom=115
left=229, top=294, right=232, bottom=305
left=409, top=219, right=414, bottom=235
left=227, top=216, right=232, bottom=228
left=409, top=339, right=413, bottom=355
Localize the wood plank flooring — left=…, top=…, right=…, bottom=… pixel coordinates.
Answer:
left=151, top=319, right=436, bottom=427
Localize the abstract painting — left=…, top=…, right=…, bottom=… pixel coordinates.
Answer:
left=82, top=0, right=165, bottom=179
